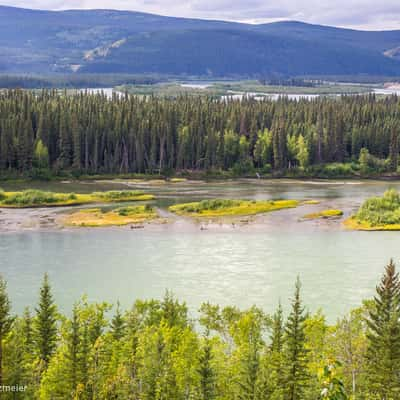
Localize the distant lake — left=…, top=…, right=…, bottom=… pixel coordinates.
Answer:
left=72, top=85, right=400, bottom=101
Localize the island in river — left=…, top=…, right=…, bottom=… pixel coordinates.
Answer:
left=1, top=178, right=400, bottom=321
left=0, top=177, right=397, bottom=231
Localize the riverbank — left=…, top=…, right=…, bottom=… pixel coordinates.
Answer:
left=2, top=166, right=400, bottom=184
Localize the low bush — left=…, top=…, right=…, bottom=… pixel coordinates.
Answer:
left=2, top=190, right=69, bottom=206
left=354, top=189, right=400, bottom=226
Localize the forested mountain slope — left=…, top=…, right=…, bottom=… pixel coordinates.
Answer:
left=1, top=6, right=400, bottom=76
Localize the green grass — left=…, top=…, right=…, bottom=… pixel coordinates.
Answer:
left=0, top=189, right=155, bottom=208
left=303, top=209, right=343, bottom=219
left=345, top=189, right=400, bottom=230
left=62, top=205, right=158, bottom=227
left=169, top=198, right=300, bottom=217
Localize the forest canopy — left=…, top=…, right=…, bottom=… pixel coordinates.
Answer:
left=0, top=90, right=399, bottom=178
left=1, top=260, right=400, bottom=399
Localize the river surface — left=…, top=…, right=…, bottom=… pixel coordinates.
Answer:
left=77, top=86, right=400, bottom=101
left=1, top=179, right=400, bottom=321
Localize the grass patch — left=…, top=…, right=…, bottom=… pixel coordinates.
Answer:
left=345, top=189, right=400, bottom=230
left=168, top=198, right=300, bottom=217
left=169, top=178, right=187, bottom=183
left=62, top=205, right=158, bottom=227
left=0, top=189, right=155, bottom=208
left=343, top=217, right=400, bottom=231
left=303, top=209, right=343, bottom=219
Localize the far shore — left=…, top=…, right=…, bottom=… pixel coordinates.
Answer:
left=2, top=169, right=400, bottom=185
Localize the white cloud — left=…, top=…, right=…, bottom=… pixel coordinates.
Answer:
left=1, top=0, right=400, bottom=30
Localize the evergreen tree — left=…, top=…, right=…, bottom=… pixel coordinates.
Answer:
left=389, top=125, right=399, bottom=172
left=271, top=302, right=285, bottom=391
left=33, top=139, right=49, bottom=169
left=283, top=277, right=310, bottom=400
left=110, top=301, right=126, bottom=341
left=198, top=333, right=216, bottom=400
left=34, top=273, right=58, bottom=367
left=67, top=303, right=80, bottom=393
left=0, top=90, right=400, bottom=176
left=366, top=259, right=400, bottom=398
left=0, top=275, right=13, bottom=385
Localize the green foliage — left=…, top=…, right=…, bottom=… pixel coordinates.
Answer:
left=365, top=259, right=400, bottom=398
left=116, top=205, right=153, bottom=216
left=354, top=189, right=400, bottom=226
left=319, top=361, right=349, bottom=400
left=254, top=129, right=273, bottom=167
left=94, top=190, right=145, bottom=200
left=110, top=302, right=126, bottom=340
left=0, top=189, right=153, bottom=208
left=0, top=91, right=399, bottom=179
left=283, top=277, right=310, bottom=400
left=169, top=198, right=300, bottom=217
left=1, top=261, right=400, bottom=399
left=172, top=199, right=242, bottom=214
left=358, top=147, right=389, bottom=174
left=296, top=134, right=309, bottom=168
left=33, top=139, right=49, bottom=169
left=198, top=334, right=216, bottom=400
left=0, top=275, right=14, bottom=385
left=34, top=273, right=58, bottom=366
left=2, top=189, right=76, bottom=206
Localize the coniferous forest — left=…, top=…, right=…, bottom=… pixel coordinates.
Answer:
left=0, top=90, right=399, bottom=178
left=0, top=261, right=400, bottom=399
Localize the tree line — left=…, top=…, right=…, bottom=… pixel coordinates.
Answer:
left=1, top=260, right=400, bottom=399
left=0, top=75, right=161, bottom=89
left=0, top=90, right=399, bottom=177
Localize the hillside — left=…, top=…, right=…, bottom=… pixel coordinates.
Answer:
left=1, top=6, right=400, bottom=77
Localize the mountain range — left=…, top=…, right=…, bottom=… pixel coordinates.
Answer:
left=1, top=5, right=400, bottom=77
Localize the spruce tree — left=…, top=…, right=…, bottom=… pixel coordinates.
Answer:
left=110, top=301, right=126, bottom=341
left=67, top=303, right=80, bottom=392
left=366, top=259, right=400, bottom=398
left=0, top=275, right=13, bottom=385
left=271, top=302, right=285, bottom=394
left=283, top=277, right=309, bottom=400
left=389, top=126, right=399, bottom=172
left=34, top=273, right=58, bottom=367
left=198, top=332, right=216, bottom=400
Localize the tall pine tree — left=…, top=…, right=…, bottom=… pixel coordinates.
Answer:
left=34, top=273, right=58, bottom=368
left=366, top=259, right=400, bottom=398
left=0, top=275, right=13, bottom=385
left=283, top=277, right=309, bottom=400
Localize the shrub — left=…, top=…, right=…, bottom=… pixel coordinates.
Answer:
left=2, top=190, right=68, bottom=206
left=94, top=190, right=144, bottom=200
left=355, top=189, right=400, bottom=226
left=116, top=206, right=153, bottom=216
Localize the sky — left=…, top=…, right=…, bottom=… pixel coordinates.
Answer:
left=2, top=0, right=400, bottom=31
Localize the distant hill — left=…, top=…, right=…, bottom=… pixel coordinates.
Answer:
left=1, top=6, right=400, bottom=77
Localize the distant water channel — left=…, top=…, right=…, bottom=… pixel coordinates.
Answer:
left=1, top=179, right=400, bottom=321
left=76, top=86, right=400, bottom=101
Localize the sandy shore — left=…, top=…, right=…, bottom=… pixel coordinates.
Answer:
left=0, top=206, right=67, bottom=232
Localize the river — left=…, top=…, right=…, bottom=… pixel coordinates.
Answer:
left=1, top=179, right=400, bottom=320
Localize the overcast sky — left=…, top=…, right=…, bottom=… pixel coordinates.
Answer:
left=2, top=0, right=400, bottom=30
